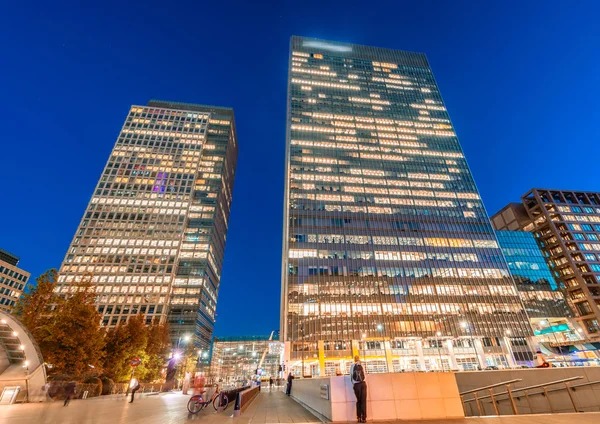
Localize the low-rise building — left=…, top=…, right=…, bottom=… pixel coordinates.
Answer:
left=209, top=332, right=283, bottom=386
left=0, top=249, right=30, bottom=313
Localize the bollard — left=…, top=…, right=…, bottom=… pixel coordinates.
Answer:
left=231, top=392, right=242, bottom=417
left=217, top=391, right=224, bottom=413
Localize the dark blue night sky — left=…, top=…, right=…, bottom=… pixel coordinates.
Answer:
left=1, top=1, right=599, bottom=336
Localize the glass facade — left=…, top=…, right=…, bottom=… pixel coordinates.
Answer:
left=209, top=333, right=283, bottom=386
left=281, top=36, right=532, bottom=374
left=496, top=230, right=572, bottom=319
left=493, top=189, right=600, bottom=337
left=57, top=100, right=238, bottom=349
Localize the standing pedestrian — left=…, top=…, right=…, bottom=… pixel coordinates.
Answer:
left=350, top=355, right=367, bottom=423
left=286, top=372, right=294, bottom=396
left=63, top=381, right=76, bottom=407
left=269, top=376, right=274, bottom=391
left=129, top=377, right=141, bottom=403
left=535, top=351, right=551, bottom=368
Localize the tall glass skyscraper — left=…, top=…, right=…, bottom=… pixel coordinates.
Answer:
left=281, top=37, right=532, bottom=374
left=57, top=100, right=238, bottom=349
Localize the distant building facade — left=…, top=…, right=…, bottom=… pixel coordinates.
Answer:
left=209, top=332, right=283, bottom=385
left=281, top=36, right=533, bottom=375
left=0, top=249, right=30, bottom=312
left=492, top=189, right=600, bottom=338
left=56, top=100, right=238, bottom=350
left=495, top=230, right=580, bottom=343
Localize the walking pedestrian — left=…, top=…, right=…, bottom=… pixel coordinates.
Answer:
left=350, top=355, right=367, bottom=423
left=129, top=377, right=141, bottom=403
left=63, top=381, right=76, bottom=407
left=269, top=376, right=274, bottom=391
left=286, top=372, right=294, bottom=396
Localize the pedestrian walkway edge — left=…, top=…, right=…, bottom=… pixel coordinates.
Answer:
left=289, top=395, right=328, bottom=423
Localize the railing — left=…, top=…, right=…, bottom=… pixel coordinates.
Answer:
left=459, top=376, right=600, bottom=416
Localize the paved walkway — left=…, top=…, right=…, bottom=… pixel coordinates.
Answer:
left=0, top=389, right=598, bottom=424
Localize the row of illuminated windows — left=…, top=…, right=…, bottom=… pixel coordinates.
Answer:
left=291, top=176, right=448, bottom=190
left=97, top=294, right=168, bottom=305
left=61, top=264, right=173, bottom=274
left=290, top=249, right=484, bottom=263
left=291, top=124, right=453, bottom=139
left=291, top=185, right=478, bottom=200
left=290, top=204, right=487, bottom=222
left=121, top=128, right=204, bottom=139
left=290, top=281, right=516, bottom=297
left=572, top=233, right=600, bottom=241
left=66, top=252, right=176, bottom=263
left=289, top=302, right=522, bottom=316
left=290, top=165, right=464, bottom=179
left=98, top=304, right=163, bottom=316
left=290, top=141, right=463, bottom=159
left=91, top=196, right=189, bottom=210
left=75, top=237, right=180, bottom=248
left=124, top=122, right=205, bottom=134
left=289, top=235, right=497, bottom=248
left=299, top=111, right=447, bottom=127
left=568, top=223, right=600, bottom=231
left=130, top=107, right=208, bottom=118
left=558, top=214, right=600, bottom=223
left=93, top=192, right=192, bottom=202
left=289, top=264, right=509, bottom=279
left=558, top=205, right=600, bottom=214
left=290, top=194, right=479, bottom=215
left=58, top=273, right=171, bottom=284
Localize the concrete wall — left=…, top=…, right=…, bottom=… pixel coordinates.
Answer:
left=292, top=372, right=464, bottom=421
left=455, top=367, right=600, bottom=415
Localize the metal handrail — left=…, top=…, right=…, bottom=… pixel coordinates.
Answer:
left=459, top=379, right=522, bottom=396
left=461, top=376, right=586, bottom=416
left=463, top=376, right=583, bottom=402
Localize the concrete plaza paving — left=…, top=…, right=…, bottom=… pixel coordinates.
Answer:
left=0, top=388, right=599, bottom=424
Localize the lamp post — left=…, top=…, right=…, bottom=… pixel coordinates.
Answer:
left=460, top=322, right=478, bottom=369
left=300, top=325, right=305, bottom=378
left=504, top=329, right=515, bottom=368
left=175, top=334, right=191, bottom=389
left=436, top=331, right=443, bottom=371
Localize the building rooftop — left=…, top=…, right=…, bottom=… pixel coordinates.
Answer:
left=0, top=248, right=19, bottom=266
left=147, top=99, right=234, bottom=116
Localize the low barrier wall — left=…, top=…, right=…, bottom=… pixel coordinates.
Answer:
left=239, top=386, right=260, bottom=412
left=455, top=367, right=600, bottom=415
left=291, top=372, right=464, bottom=421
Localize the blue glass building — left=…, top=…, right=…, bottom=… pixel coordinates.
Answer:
left=496, top=230, right=571, bottom=319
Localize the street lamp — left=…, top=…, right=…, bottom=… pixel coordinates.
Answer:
left=436, top=332, right=443, bottom=371
left=460, top=322, right=477, bottom=369
left=300, top=325, right=305, bottom=378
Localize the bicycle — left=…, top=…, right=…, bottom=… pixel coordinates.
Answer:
left=187, top=385, right=230, bottom=414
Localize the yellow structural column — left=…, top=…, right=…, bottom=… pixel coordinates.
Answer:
left=351, top=339, right=360, bottom=358
left=383, top=340, right=394, bottom=372
left=318, top=340, right=326, bottom=377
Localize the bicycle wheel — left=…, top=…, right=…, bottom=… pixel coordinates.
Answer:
left=213, top=394, right=229, bottom=410
left=187, top=396, right=204, bottom=414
